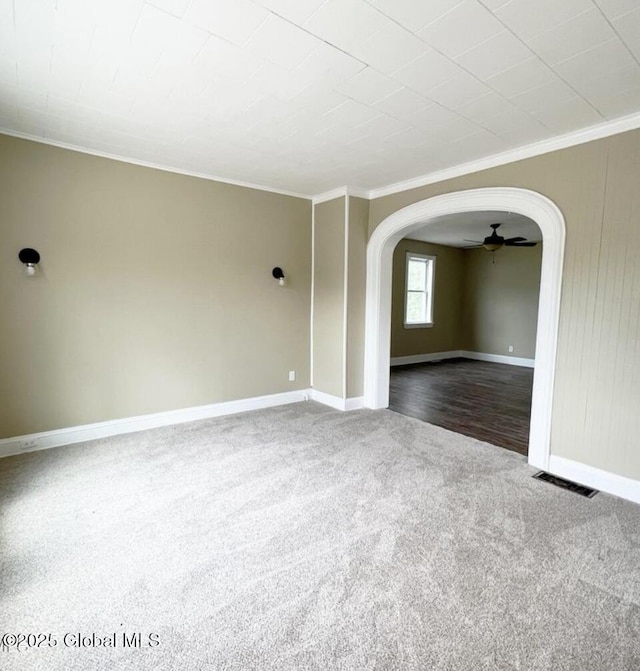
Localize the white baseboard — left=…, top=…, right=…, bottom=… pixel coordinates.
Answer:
left=390, top=351, right=463, bottom=366
left=548, top=455, right=640, bottom=505
left=390, top=350, right=534, bottom=368
left=0, top=390, right=310, bottom=460
left=461, top=351, right=535, bottom=368
left=309, top=389, right=364, bottom=411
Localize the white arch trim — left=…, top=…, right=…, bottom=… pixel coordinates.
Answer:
left=363, top=187, right=565, bottom=471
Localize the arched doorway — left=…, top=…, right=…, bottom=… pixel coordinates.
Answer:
left=363, top=187, right=565, bottom=470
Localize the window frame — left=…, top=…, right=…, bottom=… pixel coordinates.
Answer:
left=403, top=252, right=436, bottom=329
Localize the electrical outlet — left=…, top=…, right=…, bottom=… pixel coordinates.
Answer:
left=288, top=370, right=296, bottom=382
left=508, top=345, right=514, bottom=353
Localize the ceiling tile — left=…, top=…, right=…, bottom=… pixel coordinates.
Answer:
left=510, top=79, right=577, bottom=114
left=569, top=65, right=640, bottom=117
left=594, top=0, right=639, bottom=20
left=527, top=9, right=617, bottom=65
left=192, top=35, right=264, bottom=84
left=304, top=0, right=387, bottom=53
left=495, top=0, right=594, bottom=41
left=404, top=103, right=482, bottom=138
left=418, top=0, right=503, bottom=59
left=244, top=62, right=310, bottom=100
left=184, top=0, right=269, bottom=46
left=253, top=0, right=328, bottom=24
left=349, top=21, right=428, bottom=75
left=368, top=0, right=466, bottom=34
left=372, top=86, right=432, bottom=121
left=486, top=58, right=556, bottom=99
left=290, top=87, right=350, bottom=116
left=335, top=67, right=402, bottom=105
left=322, top=99, right=382, bottom=128
left=147, top=0, right=191, bottom=17
left=133, top=4, right=209, bottom=65
left=531, top=96, right=603, bottom=132
left=427, top=71, right=492, bottom=108
left=587, top=85, right=640, bottom=118
left=479, top=0, right=513, bottom=8
left=455, top=31, right=532, bottom=80
left=612, top=8, right=640, bottom=61
left=393, top=48, right=466, bottom=97
left=439, top=129, right=509, bottom=162
left=346, top=113, right=409, bottom=142
left=455, top=91, right=521, bottom=124
left=293, top=41, right=365, bottom=89
left=554, top=39, right=637, bottom=89
left=244, top=13, right=320, bottom=69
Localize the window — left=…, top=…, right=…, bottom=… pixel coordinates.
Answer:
left=404, top=252, right=435, bottom=327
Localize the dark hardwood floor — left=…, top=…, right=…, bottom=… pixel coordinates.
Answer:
left=389, top=358, right=534, bottom=455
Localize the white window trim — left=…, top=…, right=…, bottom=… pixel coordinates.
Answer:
left=404, top=252, right=435, bottom=328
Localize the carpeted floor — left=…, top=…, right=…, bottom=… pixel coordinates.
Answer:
left=1, top=402, right=639, bottom=670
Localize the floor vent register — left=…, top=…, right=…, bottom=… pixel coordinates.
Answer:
left=532, top=471, right=598, bottom=498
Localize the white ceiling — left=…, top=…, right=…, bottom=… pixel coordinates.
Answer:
left=406, top=210, right=541, bottom=247
left=2, top=0, right=640, bottom=196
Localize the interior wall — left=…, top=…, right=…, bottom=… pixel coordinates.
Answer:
left=0, top=134, right=311, bottom=438
left=346, top=196, right=369, bottom=398
left=390, top=240, right=466, bottom=357
left=312, top=196, right=345, bottom=398
left=367, top=129, right=640, bottom=481
left=463, top=245, right=542, bottom=359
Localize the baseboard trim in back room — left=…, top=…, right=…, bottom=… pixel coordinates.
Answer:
left=0, top=390, right=312, bottom=459
left=390, top=350, right=535, bottom=368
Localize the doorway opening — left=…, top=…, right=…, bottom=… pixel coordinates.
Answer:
left=363, top=188, right=565, bottom=471
left=388, top=211, right=541, bottom=456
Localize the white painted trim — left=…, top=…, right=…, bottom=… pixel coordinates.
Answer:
left=310, top=203, right=315, bottom=388
left=343, top=195, right=350, bottom=399
left=367, top=110, right=640, bottom=199
left=363, top=187, right=565, bottom=473
left=313, top=186, right=349, bottom=205
left=309, top=389, right=364, bottom=411
left=0, top=129, right=311, bottom=201
left=0, top=390, right=309, bottom=460
left=344, top=396, right=365, bottom=411
left=548, top=456, right=640, bottom=505
left=312, top=185, right=369, bottom=205
left=390, top=351, right=463, bottom=366
left=461, top=351, right=535, bottom=368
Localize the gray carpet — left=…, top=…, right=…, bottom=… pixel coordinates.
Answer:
left=1, top=402, right=639, bottom=670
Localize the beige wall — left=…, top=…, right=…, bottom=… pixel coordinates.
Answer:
left=391, top=240, right=466, bottom=357
left=0, top=135, right=311, bottom=438
left=346, top=197, right=369, bottom=398
left=312, top=197, right=345, bottom=398
left=463, top=245, right=542, bottom=359
left=368, top=129, right=640, bottom=480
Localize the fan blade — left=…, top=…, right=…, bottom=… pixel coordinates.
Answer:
left=504, top=236, right=526, bottom=243
left=462, top=244, right=482, bottom=249
left=506, top=241, right=537, bottom=247
left=463, top=239, right=482, bottom=243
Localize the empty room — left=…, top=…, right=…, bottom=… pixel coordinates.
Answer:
left=1, top=1, right=640, bottom=670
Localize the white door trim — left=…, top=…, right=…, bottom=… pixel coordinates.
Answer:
left=363, top=187, right=566, bottom=471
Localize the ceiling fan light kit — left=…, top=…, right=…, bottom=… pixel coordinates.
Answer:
left=465, top=223, right=538, bottom=252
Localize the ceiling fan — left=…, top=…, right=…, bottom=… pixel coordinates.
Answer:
left=464, top=223, right=538, bottom=251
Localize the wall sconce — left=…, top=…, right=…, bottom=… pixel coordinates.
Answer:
left=272, top=267, right=285, bottom=286
left=19, top=248, right=41, bottom=276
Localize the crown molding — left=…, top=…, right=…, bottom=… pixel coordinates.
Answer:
left=5, top=108, right=640, bottom=205
left=0, top=128, right=313, bottom=200
left=367, top=110, right=640, bottom=200
left=312, top=185, right=369, bottom=205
